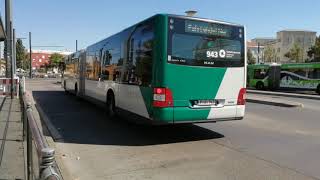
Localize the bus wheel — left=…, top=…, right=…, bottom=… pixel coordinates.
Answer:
left=256, top=82, right=265, bottom=90
left=64, top=81, right=69, bottom=94
left=106, top=92, right=116, bottom=118
left=316, top=84, right=320, bottom=95
left=74, top=83, right=78, bottom=96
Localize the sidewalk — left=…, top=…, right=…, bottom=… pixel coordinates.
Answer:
left=0, top=97, right=25, bottom=180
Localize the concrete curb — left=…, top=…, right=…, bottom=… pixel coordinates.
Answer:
left=247, top=90, right=320, bottom=100
left=24, top=91, right=71, bottom=180
left=22, top=91, right=66, bottom=180
left=246, top=98, right=303, bottom=108
left=25, top=91, right=63, bottom=141
left=35, top=103, right=64, bottom=141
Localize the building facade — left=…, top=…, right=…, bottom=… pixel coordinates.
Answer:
left=251, top=30, right=317, bottom=64
left=274, top=30, right=317, bottom=63
left=247, top=41, right=265, bottom=64
left=30, top=50, right=72, bottom=70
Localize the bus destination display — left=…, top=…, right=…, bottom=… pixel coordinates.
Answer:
left=185, top=20, right=232, bottom=37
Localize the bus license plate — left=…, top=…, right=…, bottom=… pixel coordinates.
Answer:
left=196, top=100, right=216, bottom=106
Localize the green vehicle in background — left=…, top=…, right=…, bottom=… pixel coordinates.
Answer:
left=247, top=63, right=320, bottom=94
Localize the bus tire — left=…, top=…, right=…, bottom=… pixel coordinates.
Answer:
left=316, top=84, right=320, bottom=95
left=106, top=91, right=116, bottom=119
left=256, top=82, right=265, bottom=90
left=64, top=81, right=69, bottom=94
left=74, top=83, right=78, bottom=96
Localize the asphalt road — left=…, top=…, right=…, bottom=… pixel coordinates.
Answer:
left=26, top=79, right=320, bottom=180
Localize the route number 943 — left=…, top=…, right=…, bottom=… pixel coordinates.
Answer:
left=206, top=50, right=226, bottom=58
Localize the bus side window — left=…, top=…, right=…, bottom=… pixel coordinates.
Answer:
left=126, top=21, right=154, bottom=86
left=254, top=69, right=267, bottom=79
left=113, top=71, right=120, bottom=82
left=308, top=68, right=320, bottom=79
left=101, top=50, right=112, bottom=81
left=288, top=74, right=299, bottom=81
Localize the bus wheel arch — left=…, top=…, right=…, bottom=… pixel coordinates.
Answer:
left=74, top=83, right=78, bottom=95
left=316, top=84, right=320, bottom=95
left=106, top=90, right=116, bottom=118
left=256, top=81, right=265, bottom=90
left=64, top=80, right=69, bottom=93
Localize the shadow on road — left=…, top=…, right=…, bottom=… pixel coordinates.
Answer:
left=32, top=90, right=224, bottom=146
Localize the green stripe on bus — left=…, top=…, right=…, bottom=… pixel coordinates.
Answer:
left=166, top=64, right=227, bottom=121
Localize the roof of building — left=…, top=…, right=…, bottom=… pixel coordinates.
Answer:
left=247, top=41, right=257, bottom=47
left=278, top=29, right=317, bottom=33
left=247, top=41, right=265, bottom=48
left=27, top=49, right=73, bottom=55
left=252, top=37, right=276, bottom=40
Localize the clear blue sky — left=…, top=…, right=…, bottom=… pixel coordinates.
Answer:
left=1, top=0, right=320, bottom=51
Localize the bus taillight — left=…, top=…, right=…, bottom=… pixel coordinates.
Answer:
left=153, top=88, right=173, bottom=107
left=237, top=88, right=246, bottom=105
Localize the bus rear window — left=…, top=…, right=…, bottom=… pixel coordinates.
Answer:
left=168, top=17, right=244, bottom=67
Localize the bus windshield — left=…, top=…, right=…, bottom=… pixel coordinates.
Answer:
left=168, top=17, right=245, bottom=67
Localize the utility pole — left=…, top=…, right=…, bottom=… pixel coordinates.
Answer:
left=5, top=0, right=13, bottom=78
left=13, top=28, right=16, bottom=75
left=10, top=23, right=13, bottom=98
left=0, top=43, right=2, bottom=75
left=29, top=32, right=32, bottom=78
left=76, top=40, right=78, bottom=52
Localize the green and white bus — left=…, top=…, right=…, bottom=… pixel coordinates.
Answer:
left=63, top=14, right=247, bottom=124
left=248, top=63, right=320, bottom=94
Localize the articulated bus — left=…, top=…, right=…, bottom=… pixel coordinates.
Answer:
left=247, top=63, right=320, bottom=94
left=63, top=14, right=247, bottom=124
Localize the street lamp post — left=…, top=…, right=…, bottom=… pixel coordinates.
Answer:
left=13, top=28, right=16, bottom=75
left=10, top=23, right=14, bottom=98
left=29, top=32, right=32, bottom=78
left=5, top=0, right=13, bottom=78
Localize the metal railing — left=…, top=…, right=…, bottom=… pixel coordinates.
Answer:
left=20, top=77, right=62, bottom=180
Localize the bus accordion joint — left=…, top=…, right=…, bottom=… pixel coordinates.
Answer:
left=237, top=88, right=246, bottom=105
left=153, top=87, right=173, bottom=108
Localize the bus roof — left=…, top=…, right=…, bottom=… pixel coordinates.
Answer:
left=84, top=14, right=244, bottom=52
left=281, top=62, right=320, bottom=69
left=249, top=63, right=320, bottom=69
left=247, top=64, right=270, bottom=69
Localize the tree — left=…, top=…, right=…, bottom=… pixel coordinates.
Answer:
left=307, top=36, right=320, bottom=62
left=247, top=50, right=256, bottom=64
left=49, top=53, right=64, bottom=68
left=16, top=39, right=26, bottom=69
left=264, top=45, right=277, bottom=63
left=285, top=43, right=304, bottom=63
left=23, top=53, right=30, bottom=70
